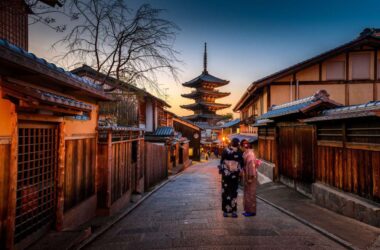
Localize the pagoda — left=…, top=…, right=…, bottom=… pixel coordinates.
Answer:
left=181, top=43, right=231, bottom=125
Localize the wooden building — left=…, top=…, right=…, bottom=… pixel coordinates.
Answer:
left=0, top=39, right=111, bottom=248
left=72, top=65, right=171, bottom=132
left=234, top=28, right=380, bottom=134
left=254, top=90, right=340, bottom=194
left=144, top=126, right=190, bottom=176
left=303, top=101, right=380, bottom=225
left=0, top=0, right=62, bottom=50
left=163, top=111, right=202, bottom=161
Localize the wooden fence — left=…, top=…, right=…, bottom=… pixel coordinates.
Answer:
left=278, top=125, right=315, bottom=184
left=64, top=138, right=96, bottom=211
left=97, top=128, right=144, bottom=214
left=315, top=120, right=380, bottom=202
left=144, top=142, right=168, bottom=190
left=258, top=126, right=277, bottom=164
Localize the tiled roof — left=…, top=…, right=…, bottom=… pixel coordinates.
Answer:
left=257, top=90, right=339, bottom=120
left=183, top=72, right=229, bottom=88
left=153, top=126, right=175, bottom=137
left=0, top=39, right=111, bottom=100
left=98, top=126, right=143, bottom=131
left=221, top=119, right=241, bottom=128
left=303, top=101, right=380, bottom=122
left=72, top=64, right=170, bottom=107
left=38, top=90, right=93, bottom=110
left=181, top=89, right=230, bottom=99
left=181, top=102, right=231, bottom=110
left=182, top=113, right=225, bottom=121
left=2, top=81, right=93, bottom=111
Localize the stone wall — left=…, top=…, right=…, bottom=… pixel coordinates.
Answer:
left=312, top=182, right=380, bottom=227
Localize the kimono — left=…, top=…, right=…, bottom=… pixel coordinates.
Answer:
left=242, top=149, right=260, bottom=213
left=220, top=147, right=244, bottom=213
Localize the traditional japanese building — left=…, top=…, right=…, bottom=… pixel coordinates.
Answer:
left=181, top=43, right=231, bottom=125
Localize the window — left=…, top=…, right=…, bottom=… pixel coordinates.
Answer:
left=326, top=61, right=345, bottom=80
left=351, top=53, right=371, bottom=79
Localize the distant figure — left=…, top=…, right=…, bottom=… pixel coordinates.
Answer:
left=219, top=138, right=243, bottom=218
left=214, top=147, right=219, bottom=158
left=240, top=139, right=261, bottom=217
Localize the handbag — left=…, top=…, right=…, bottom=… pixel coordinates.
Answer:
left=224, top=160, right=239, bottom=172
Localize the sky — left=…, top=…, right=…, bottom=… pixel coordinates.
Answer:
left=29, top=0, right=380, bottom=117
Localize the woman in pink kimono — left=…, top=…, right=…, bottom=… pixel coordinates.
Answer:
left=240, top=139, right=261, bottom=217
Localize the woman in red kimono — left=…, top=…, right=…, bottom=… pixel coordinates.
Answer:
left=240, top=139, right=261, bottom=217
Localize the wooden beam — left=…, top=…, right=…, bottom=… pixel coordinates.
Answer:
left=19, top=102, right=84, bottom=116
left=374, top=49, right=378, bottom=101
left=106, top=131, right=112, bottom=208
left=56, top=122, right=65, bottom=231
left=266, top=85, right=271, bottom=110
left=319, top=63, right=322, bottom=81
left=17, top=113, right=63, bottom=122
left=345, top=52, right=350, bottom=105
left=0, top=136, right=11, bottom=145
left=5, top=106, right=17, bottom=249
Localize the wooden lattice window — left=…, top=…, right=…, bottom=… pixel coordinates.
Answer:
left=317, top=123, right=343, bottom=142
left=346, top=119, right=380, bottom=144
left=15, top=123, right=58, bottom=242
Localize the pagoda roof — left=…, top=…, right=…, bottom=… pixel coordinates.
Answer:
left=183, top=113, right=225, bottom=121
left=182, top=72, right=229, bottom=88
left=181, top=89, right=230, bottom=99
left=180, top=102, right=231, bottom=111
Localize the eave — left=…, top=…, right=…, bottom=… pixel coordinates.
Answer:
left=180, top=102, right=231, bottom=111
left=0, top=41, right=112, bottom=101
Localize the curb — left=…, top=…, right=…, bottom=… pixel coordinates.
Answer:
left=76, top=171, right=184, bottom=249
left=256, top=195, right=357, bottom=250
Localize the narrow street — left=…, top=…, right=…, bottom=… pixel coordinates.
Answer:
left=85, top=160, right=345, bottom=249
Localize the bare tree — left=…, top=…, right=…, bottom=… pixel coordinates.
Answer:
left=54, top=0, right=180, bottom=94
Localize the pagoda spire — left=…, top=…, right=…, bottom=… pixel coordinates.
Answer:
left=203, top=42, right=208, bottom=74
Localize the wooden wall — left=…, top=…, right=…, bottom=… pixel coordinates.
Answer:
left=278, top=125, right=315, bottom=184
left=144, top=142, right=168, bottom=190
left=0, top=143, right=10, bottom=248
left=173, top=120, right=201, bottom=161
left=315, top=119, right=380, bottom=202
left=110, top=141, right=132, bottom=203
left=97, top=130, right=144, bottom=210
left=64, top=138, right=96, bottom=211
left=0, top=0, right=28, bottom=49
left=258, top=126, right=277, bottom=164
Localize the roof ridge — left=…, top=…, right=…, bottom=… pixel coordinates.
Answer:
left=322, top=100, right=380, bottom=115
left=271, top=89, right=329, bottom=110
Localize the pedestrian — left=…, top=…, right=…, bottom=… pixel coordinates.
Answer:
left=219, top=138, right=243, bottom=218
left=240, top=139, right=261, bottom=217
left=214, top=147, right=219, bottom=158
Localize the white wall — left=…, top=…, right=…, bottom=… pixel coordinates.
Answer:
left=146, top=99, right=153, bottom=132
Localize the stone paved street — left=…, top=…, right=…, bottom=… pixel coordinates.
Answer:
left=85, top=160, right=345, bottom=249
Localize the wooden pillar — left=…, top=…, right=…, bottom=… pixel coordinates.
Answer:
left=266, top=85, right=271, bottom=111
left=56, top=121, right=65, bottom=231
left=106, top=131, right=112, bottom=208
left=5, top=105, right=17, bottom=249
left=374, top=49, right=378, bottom=101
left=345, top=52, right=350, bottom=105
